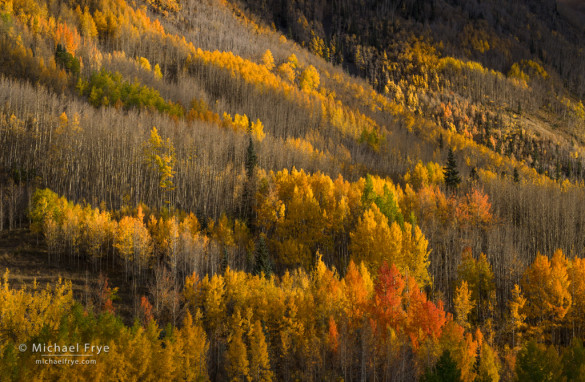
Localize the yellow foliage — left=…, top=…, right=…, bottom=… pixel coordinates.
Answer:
left=251, top=119, right=266, bottom=141
left=454, top=281, right=473, bottom=330
left=349, top=205, right=399, bottom=269
left=521, top=250, right=572, bottom=337
left=0, top=272, right=73, bottom=344
left=508, top=60, right=548, bottom=83
left=277, top=62, right=296, bottom=83
left=299, top=65, right=320, bottom=91
left=248, top=320, right=273, bottom=381
left=138, top=57, right=151, bottom=71
left=404, top=161, right=444, bottom=189
left=287, top=54, right=299, bottom=69
left=261, top=49, right=275, bottom=71
left=153, top=64, right=163, bottom=80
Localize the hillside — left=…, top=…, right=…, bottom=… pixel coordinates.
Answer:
left=0, top=0, right=584, bottom=380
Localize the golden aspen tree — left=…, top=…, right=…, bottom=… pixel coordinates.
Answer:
left=0, top=272, right=71, bottom=343
left=277, top=62, right=295, bottom=83
left=287, top=54, right=299, bottom=69
left=454, top=281, right=473, bottom=331
left=311, top=254, right=344, bottom=320
left=79, top=7, right=98, bottom=39
left=404, top=161, right=445, bottom=190
left=309, top=32, right=325, bottom=58
left=155, top=332, right=178, bottom=381
left=250, top=119, right=266, bottom=142
left=568, top=258, right=585, bottom=337
left=522, top=250, right=571, bottom=339
left=132, top=209, right=153, bottom=277
left=233, top=113, right=249, bottom=133
left=61, top=204, right=82, bottom=258
left=181, top=213, right=201, bottom=236
left=327, top=316, right=339, bottom=354
left=138, top=57, right=152, bottom=71
left=201, top=274, right=225, bottom=333
left=248, top=320, right=272, bottom=382
left=115, top=216, right=135, bottom=275
left=143, top=127, right=176, bottom=208
left=84, top=207, right=114, bottom=265
left=401, top=222, right=431, bottom=286
left=177, top=312, right=209, bottom=381
left=508, top=284, right=526, bottom=348
left=477, top=340, right=500, bottom=382
left=127, top=322, right=157, bottom=379
left=299, top=65, right=320, bottom=91
left=154, top=64, right=163, bottom=80
left=349, top=205, right=401, bottom=272
left=343, top=261, right=371, bottom=328
left=456, top=250, right=495, bottom=325
left=262, top=169, right=336, bottom=268
left=148, top=215, right=169, bottom=257
left=226, top=326, right=249, bottom=381
left=261, top=50, right=275, bottom=71
left=212, top=213, right=235, bottom=249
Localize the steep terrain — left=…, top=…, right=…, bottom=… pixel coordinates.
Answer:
left=0, top=0, right=584, bottom=380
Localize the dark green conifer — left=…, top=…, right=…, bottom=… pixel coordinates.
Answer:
left=444, top=148, right=461, bottom=192
left=513, top=167, right=520, bottom=183
left=245, top=136, right=258, bottom=178
left=242, top=135, right=258, bottom=225
left=421, top=350, right=462, bottom=382
left=253, top=235, right=272, bottom=277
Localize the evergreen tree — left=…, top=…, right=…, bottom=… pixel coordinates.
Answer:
left=253, top=235, right=272, bottom=277
left=444, top=148, right=461, bottom=192
left=562, top=339, right=585, bottom=381
left=245, top=136, right=257, bottom=179
left=421, top=350, right=462, bottom=382
left=470, top=167, right=478, bottom=181
left=243, top=135, right=258, bottom=224
left=516, top=340, right=563, bottom=382
left=221, top=248, right=229, bottom=273
left=54, top=44, right=80, bottom=75
left=513, top=168, right=520, bottom=183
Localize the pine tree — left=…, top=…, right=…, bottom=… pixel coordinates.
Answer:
left=470, top=167, right=478, bottom=181
left=421, top=350, right=462, bottom=382
left=516, top=341, right=562, bottom=382
left=444, top=148, right=461, bottom=192
left=243, top=135, right=258, bottom=224
left=513, top=167, right=520, bottom=183
left=221, top=248, right=229, bottom=273
left=245, top=135, right=257, bottom=178
left=253, top=235, right=272, bottom=277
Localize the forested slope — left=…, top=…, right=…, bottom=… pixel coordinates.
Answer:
left=0, top=0, right=584, bottom=380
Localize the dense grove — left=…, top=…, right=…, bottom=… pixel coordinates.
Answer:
left=0, top=0, right=584, bottom=380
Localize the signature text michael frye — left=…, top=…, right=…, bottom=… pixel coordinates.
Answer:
left=20, top=342, right=109, bottom=366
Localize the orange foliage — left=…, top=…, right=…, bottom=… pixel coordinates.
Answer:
left=54, top=22, right=81, bottom=54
